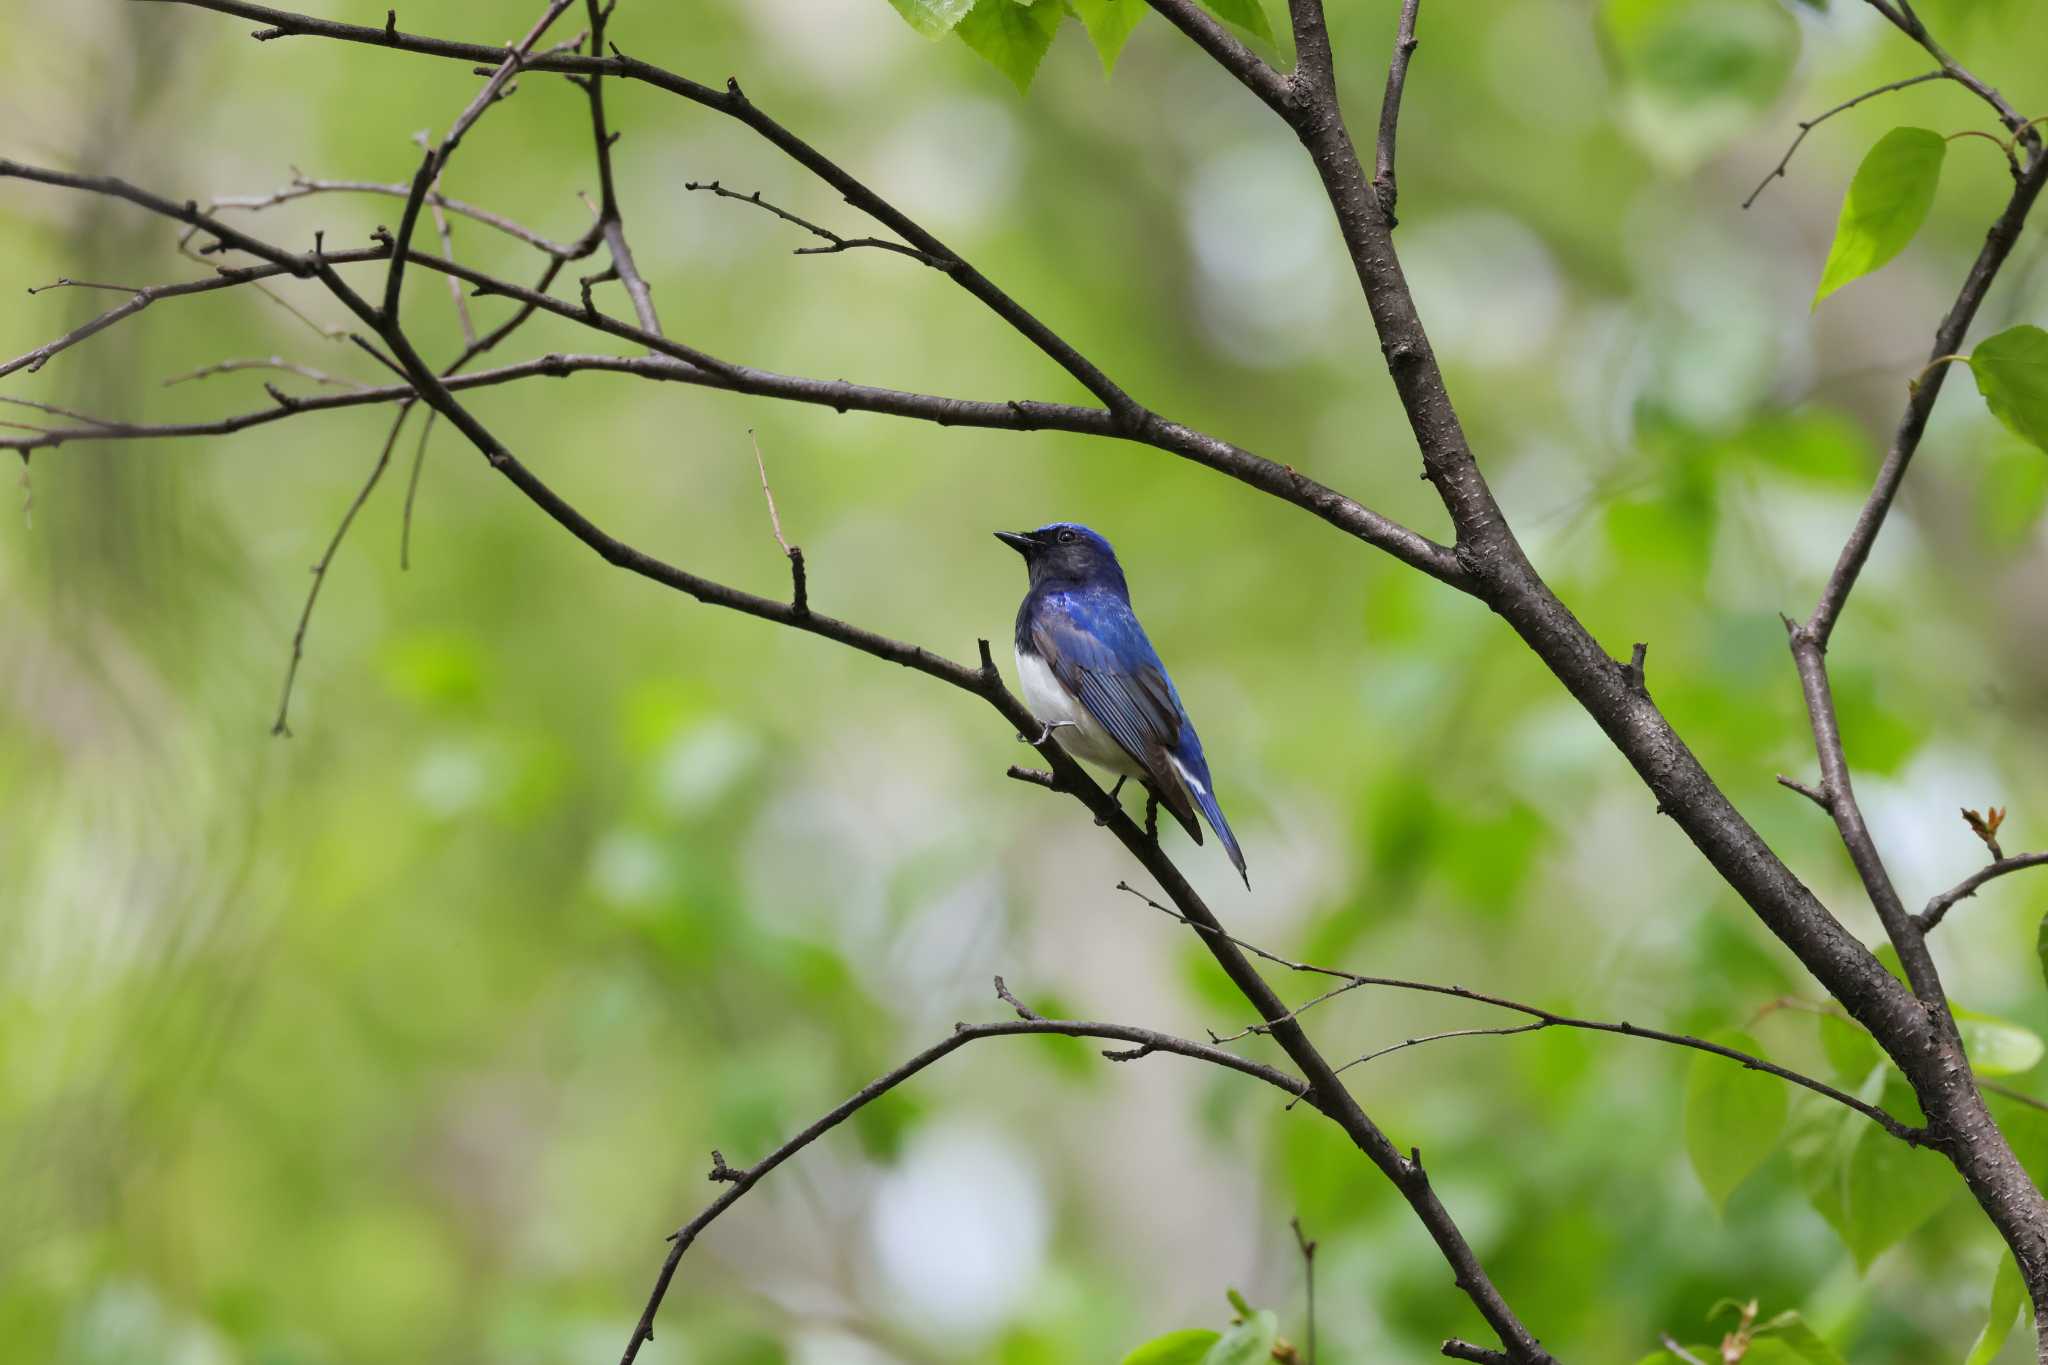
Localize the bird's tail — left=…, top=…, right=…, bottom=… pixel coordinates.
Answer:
left=1168, top=753, right=1248, bottom=888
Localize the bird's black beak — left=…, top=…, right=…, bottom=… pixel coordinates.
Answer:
left=994, top=530, right=1035, bottom=556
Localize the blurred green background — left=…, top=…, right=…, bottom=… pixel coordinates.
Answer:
left=4, top=0, right=2048, bottom=1360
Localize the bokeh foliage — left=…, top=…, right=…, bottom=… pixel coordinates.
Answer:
left=3, top=0, right=2048, bottom=1361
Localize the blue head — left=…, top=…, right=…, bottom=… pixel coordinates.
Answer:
left=996, top=522, right=1127, bottom=594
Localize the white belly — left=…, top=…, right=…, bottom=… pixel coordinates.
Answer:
left=1015, top=649, right=1146, bottom=780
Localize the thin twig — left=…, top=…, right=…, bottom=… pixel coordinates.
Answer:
left=164, top=356, right=369, bottom=390
left=379, top=0, right=574, bottom=323
left=1112, top=882, right=1923, bottom=1142
left=1919, top=852, right=2048, bottom=931
left=683, top=179, right=943, bottom=265
left=1742, top=71, right=1944, bottom=209
left=1292, top=1217, right=1318, bottom=1365
left=1, top=247, right=388, bottom=380
left=1370, top=0, right=1421, bottom=224
left=209, top=174, right=583, bottom=256
left=410, top=133, right=477, bottom=346
left=1860, top=0, right=2043, bottom=154
left=399, top=408, right=437, bottom=570
left=617, top=979, right=1308, bottom=1365
left=576, top=0, right=662, bottom=336
left=273, top=405, right=413, bottom=736
left=748, top=428, right=806, bottom=614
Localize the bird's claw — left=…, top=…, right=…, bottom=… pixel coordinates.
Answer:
left=1094, top=775, right=1127, bottom=826
left=1016, top=720, right=1075, bottom=746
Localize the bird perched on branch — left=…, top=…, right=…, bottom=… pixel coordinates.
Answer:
left=997, top=522, right=1247, bottom=886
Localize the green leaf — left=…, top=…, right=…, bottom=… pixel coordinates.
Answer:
left=1792, top=1072, right=1956, bottom=1268
left=1203, top=1310, right=1277, bottom=1365
left=1684, top=1029, right=1789, bottom=1210
left=885, top=0, right=977, bottom=37
left=1121, top=1330, right=1221, bottom=1365
left=955, top=0, right=1062, bottom=92
left=1965, top=1253, right=2027, bottom=1365
left=1814, top=127, right=1946, bottom=306
left=1817, top=1011, right=1881, bottom=1083
left=1199, top=0, right=1272, bottom=42
left=1067, top=0, right=1146, bottom=71
left=1955, top=1006, right=2046, bottom=1077
left=1970, top=325, right=2048, bottom=457
left=1842, top=1078, right=1955, bottom=1266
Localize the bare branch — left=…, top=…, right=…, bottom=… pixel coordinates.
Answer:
left=1776, top=774, right=1831, bottom=810
left=273, top=406, right=414, bottom=736
left=1860, top=0, right=2043, bottom=154
left=577, top=0, right=662, bottom=335
left=103, top=10, right=1471, bottom=584
left=1743, top=71, right=1945, bottom=210
left=209, top=173, right=585, bottom=256
left=618, top=981, right=1308, bottom=1365
left=164, top=356, right=369, bottom=390
left=684, top=179, right=942, bottom=264
left=1920, top=852, right=2048, bottom=932
left=1371, top=0, right=1421, bottom=223
left=1292, top=1217, right=1318, bottom=1365
left=1785, top=142, right=2048, bottom=1017
left=749, top=428, right=806, bottom=614
left=1, top=247, right=388, bottom=381
left=1112, top=884, right=1921, bottom=1142
left=378, top=0, right=574, bottom=323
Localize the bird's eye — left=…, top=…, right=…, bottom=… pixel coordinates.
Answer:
left=1057, top=529, right=1076, bottom=544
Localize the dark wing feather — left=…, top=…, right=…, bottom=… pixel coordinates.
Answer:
left=1029, top=593, right=1203, bottom=843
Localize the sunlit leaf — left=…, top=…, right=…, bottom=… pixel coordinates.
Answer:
left=1203, top=1310, right=1277, bottom=1365
left=1955, top=1006, right=2046, bottom=1077
left=1199, top=0, right=1272, bottom=42
left=1068, top=0, right=1146, bottom=71
left=1814, top=127, right=1945, bottom=306
left=1965, top=1253, right=2027, bottom=1365
left=955, top=0, right=1062, bottom=91
left=1120, top=1330, right=1221, bottom=1365
left=1684, top=1029, right=1788, bottom=1210
left=885, top=0, right=977, bottom=37
left=1970, top=325, right=2048, bottom=457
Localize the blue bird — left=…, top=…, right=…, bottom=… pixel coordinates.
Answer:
left=997, top=522, right=1247, bottom=885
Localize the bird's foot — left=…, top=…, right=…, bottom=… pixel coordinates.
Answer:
left=1016, top=719, right=1075, bottom=746
left=1094, top=775, right=1127, bottom=826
